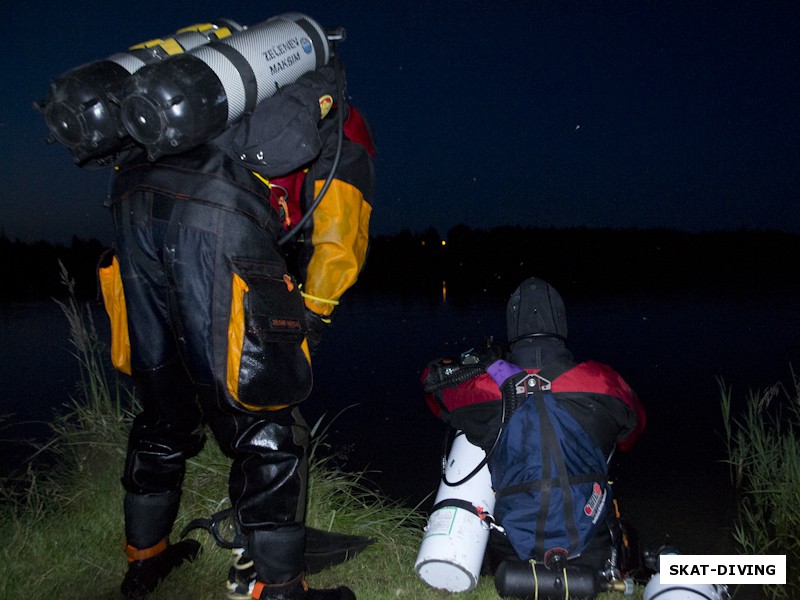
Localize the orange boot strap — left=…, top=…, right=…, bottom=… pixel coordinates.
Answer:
left=124, top=537, right=169, bottom=563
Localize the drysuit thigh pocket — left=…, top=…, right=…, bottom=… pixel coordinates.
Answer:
left=98, top=254, right=131, bottom=375
left=227, top=258, right=311, bottom=410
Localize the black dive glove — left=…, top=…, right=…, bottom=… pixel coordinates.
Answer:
left=305, top=308, right=330, bottom=356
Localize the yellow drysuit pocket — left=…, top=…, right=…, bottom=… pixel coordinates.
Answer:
left=98, top=255, right=132, bottom=375
left=227, top=259, right=312, bottom=410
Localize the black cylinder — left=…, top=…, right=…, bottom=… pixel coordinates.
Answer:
left=494, top=560, right=603, bottom=599
left=39, top=60, right=133, bottom=166
left=36, top=20, right=241, bottom=166
left=122, top=54, right=228, bottom=156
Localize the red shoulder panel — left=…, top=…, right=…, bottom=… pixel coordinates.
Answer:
left=343, top=105, right=375, bottom=157
left=550, top=361, right=646, bottom=451
left=421, top=369, right=500, bottom=419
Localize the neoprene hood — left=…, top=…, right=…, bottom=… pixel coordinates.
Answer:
left=506, top=277, right=568, bottom=343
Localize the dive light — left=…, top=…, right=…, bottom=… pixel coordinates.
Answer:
left=35, top=20, right=242, bottom=166
left=121, top=12, right=331, bottom=161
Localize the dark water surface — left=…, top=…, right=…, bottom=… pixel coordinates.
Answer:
left=0, top=300, right=84, bottom=454
left=2, top=288, right=798, bottom=558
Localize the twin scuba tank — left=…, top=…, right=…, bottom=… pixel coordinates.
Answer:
left=36, top=13, right=332, bottom=166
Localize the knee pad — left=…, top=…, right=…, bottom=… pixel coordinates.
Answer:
left=122, top=429, right=205, bottom=493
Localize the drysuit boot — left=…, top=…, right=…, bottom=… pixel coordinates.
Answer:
left=252, top=574, right=356, bottom=600
left=248, top=527, right=356, bottom=599
left=121, top=490, right=201, bottom=597
left=121, top=539, right=201, bottom=598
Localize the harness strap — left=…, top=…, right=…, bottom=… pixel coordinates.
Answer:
left=534, top=389, right=581, bottom=557
left=207, top=41, right=258, bottom=117
left=494, top=472, right=607, bottom=499
left=534, top=392, right=554, bottom=560
left=431, top=498, right=495, bottom=526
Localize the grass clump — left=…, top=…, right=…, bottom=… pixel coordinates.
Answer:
left=0, top=266, right=637, bottom=599
left=721, top=369, right=800, bottom=598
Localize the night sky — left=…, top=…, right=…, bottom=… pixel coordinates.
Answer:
left=2, top=0, right=798, bottom=244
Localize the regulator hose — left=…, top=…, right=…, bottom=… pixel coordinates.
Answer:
left=278, top=46, right=345, bottom=246
left=422, top=363, right=486, bottom=393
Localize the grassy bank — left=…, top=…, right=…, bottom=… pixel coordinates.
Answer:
left=1, top=268, right=640, bottom=598
left=721, top=371, right=800, bottom=598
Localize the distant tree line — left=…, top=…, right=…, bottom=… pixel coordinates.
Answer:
left=0, top=234, right=106, bottom=301
left=355, top=225, right=800, bottom=301
left=2, top=226, right=798, bottom=302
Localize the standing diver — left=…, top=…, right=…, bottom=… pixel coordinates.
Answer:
left=98, top=53, right=375, bottom=600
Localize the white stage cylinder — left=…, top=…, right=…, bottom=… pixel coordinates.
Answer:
left=644, top=572, right=727, bottom=600
left=414, top=432, right=496, bottom=592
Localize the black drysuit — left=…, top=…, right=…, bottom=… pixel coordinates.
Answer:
left=99, top=66, right=374, bottom=584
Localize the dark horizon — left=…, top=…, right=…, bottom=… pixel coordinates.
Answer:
left=3, top=225, right=798, bottom=304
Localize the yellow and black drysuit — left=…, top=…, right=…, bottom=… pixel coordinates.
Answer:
left=98, top=63, right=374, bottom=594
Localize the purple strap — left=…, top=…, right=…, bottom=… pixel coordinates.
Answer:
left=486, top=359, right=525, bottom=387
